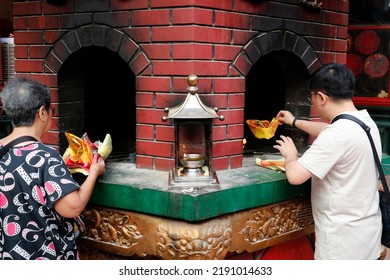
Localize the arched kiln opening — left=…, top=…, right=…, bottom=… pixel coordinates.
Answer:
left=244, top=50, right=311, bottom=155
left=57, top=46, right=136, bottom=162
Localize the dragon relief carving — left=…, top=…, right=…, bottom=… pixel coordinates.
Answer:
left=156, top=224, right=232, bottom=260
left=240, top=201, right=313, bottom=243
left=81, top=208, right=143, bottom=248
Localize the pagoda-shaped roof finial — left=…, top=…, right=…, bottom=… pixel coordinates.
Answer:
left=162, top=75, right=224, bottom=121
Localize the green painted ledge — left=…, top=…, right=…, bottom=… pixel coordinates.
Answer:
left=88, top=154, right=390, bottom=222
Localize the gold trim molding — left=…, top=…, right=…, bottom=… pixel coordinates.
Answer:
left=78, top=197, right=314, bottom=260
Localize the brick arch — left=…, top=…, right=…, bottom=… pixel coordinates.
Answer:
left=230, top=30, right=321, bottom=77
left=43, top=25, right=150, bottom=75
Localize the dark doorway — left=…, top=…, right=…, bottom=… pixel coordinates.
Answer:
left=244, top=50, right=310, bottom=154
left=58, top=46, right=136, bottom=161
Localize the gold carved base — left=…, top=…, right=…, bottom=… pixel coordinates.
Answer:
left=78, top=197, right=314, bottom=260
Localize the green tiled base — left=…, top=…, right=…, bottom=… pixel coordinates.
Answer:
left=88, top=154, right=390, bottom=222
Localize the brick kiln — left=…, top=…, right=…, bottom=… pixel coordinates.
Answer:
left=10, top=0, right=349, bottom=172
left=4, top=0, right=353, bottom=260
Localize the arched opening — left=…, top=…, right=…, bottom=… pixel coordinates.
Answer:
left=244, top=50, right=311, bottom=154
left=57, top=46, right=136, bottom=161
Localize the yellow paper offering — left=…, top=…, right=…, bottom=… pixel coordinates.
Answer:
left=246, top=118, right=280, bottom=139
left=63, top=132, right=93, bottom=167
left=98, top=134, right=113, bottom=160
left=62, top=132, right=112, bottom=175
left=255, top=157, right=285, bottom=172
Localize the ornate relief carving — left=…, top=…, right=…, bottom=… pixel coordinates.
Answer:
left=239, top=200, right=313, bottom=244
left=296, top=200, right=314, bottom=227
left=78, top=198, right=314, bottom=259
left=156, top=222, right=232, bottom=260
left=81, top=207, right=143, bottom=248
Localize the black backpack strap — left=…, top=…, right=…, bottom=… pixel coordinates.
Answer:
left=332, top=113, right=371, bottom=132
left=0, top=135, right=38, bottom=159
left=331, top=114, right=390, bottom=202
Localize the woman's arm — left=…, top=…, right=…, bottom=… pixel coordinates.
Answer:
left=54, top=154, right=105, bottom=218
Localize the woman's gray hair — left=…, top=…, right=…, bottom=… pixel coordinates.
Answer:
left=1, top=76, right=51, bottom=127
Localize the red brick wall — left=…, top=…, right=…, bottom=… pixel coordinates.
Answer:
left=11, top=0, right=349, bottom=171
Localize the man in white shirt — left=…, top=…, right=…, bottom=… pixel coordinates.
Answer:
left=274, top=63, right=382, bottom=259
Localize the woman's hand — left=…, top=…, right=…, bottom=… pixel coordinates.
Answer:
left=89, top=153, right=105, bottom=178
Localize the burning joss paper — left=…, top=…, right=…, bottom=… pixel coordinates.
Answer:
left=62, top=132, right=112, bottom=175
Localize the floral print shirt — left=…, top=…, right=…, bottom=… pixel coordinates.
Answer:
left=0, top=142, right=80, bottom=260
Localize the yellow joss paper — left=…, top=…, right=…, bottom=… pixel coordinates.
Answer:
left=63, top=132, right=93, bottom=166
left=98, top=134, right=113, bottom=160
left=255, top=157, right=285, bottom=172
left=62, top=132, right=112, bottom=175
left=246, top=118, right=280, bottom=139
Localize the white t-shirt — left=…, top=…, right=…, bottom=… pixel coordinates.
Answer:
left=298, top=110, right=382, bottom=259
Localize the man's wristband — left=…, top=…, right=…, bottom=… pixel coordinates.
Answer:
left=292, top=118, right=298, bottom=128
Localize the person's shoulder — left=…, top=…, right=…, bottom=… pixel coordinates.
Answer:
left=321, top=119, right=353, bottom=140
left=0, top=136, right=12, bottom=146
left=35, top=142, right=62, bottom=155
left=346, top=110, right=377, bottom=127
